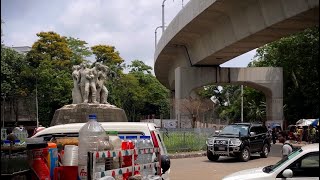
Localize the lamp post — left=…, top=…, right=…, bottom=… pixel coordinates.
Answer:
left=154, top=26, right=163, bottom=49
left=241, top=85, right=244, bottom=123
left=210, top=96, right=220, bottom=125
left=1, top=93, right=6, bottom=128
left=162, top=0, right=167, bottom=33
left=36, top=79, right=39, bottom=128
left=162, top=0, right=184, bottom=33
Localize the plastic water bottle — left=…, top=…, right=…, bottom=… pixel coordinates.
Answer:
left=78, top=114, right=107, bottom=180
left=108, top=131, right=122, bottom=169
left=1, top=128, right=7, bottom=140
left=139, top=136, right=154, bottom=179
left=107, top=132, right=122, bottom=180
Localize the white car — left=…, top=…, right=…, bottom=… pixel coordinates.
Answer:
left=223, top=143, right=319, bottom=180
left=32, top=122, right=171, bottom=180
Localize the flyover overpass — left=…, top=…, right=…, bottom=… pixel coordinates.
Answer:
left=154, top=0, right=319, bottom=127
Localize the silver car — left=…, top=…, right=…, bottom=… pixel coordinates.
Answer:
left=223, top=143, right=319, bottom=180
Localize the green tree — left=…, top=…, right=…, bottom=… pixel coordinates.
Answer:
left=91, top=45, right=124, bottom=66
left=249, top=27, right=319, bottom=124
left=1, top=46, right=30, bottom=122
left=128, top=60, right=152, bottom=74
left=1, top=46, right=28, bottom=97
left=109, top=60, right=170, bottom=121
left=27, top=31, right=72, bottom=70
left=25, top=31, right=74, bottom=126
left=67, top=37, right=92, bottom=65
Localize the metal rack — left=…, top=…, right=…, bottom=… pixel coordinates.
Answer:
left=87, top=147, right=161, bottom=180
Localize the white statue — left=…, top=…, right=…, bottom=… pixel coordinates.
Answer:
left=72, top=65, right=82, bottom=104
left=96, top=64, right=109, bottom=104
left=73, top=62, right=111, bottom=104
left=78, top=63, right=92, bottom=103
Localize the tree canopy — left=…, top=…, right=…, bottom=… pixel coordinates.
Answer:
left=67, top=37, right=92, bottom=65
left=249, top=27, right=319, bottom=123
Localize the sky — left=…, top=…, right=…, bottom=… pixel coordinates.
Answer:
left=1, top=0, right=256, bottom=72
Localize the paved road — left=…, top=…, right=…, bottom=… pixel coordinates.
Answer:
left=169, top=144, right=283, bottom=180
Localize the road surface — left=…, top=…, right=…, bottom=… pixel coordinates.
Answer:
left=169, top=144, right=283, bottom=180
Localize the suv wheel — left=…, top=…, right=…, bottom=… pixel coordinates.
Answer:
left=207, top=149, right=219, bottom=161
left=260, top=144, right=269, bottom=158
left=238, top=146, right=250, bottom=162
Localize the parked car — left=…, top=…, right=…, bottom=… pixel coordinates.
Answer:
left=206, top=123, right=271, bottom=162
left=222, top=143, right=319, bottom=180
left=32, top=122, right=171, bottom=179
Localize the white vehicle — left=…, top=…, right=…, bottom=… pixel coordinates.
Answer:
left=223, top=143, right=319, bottom=180
left=32, top=122, right=171, bottom=180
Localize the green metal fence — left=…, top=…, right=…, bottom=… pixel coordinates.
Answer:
left=160, top=128, right=215, bottom=153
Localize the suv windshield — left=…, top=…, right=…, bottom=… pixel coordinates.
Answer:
left=220, top=125, right=249, bottom=136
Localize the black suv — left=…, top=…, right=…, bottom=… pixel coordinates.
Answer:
left=206, top=123, right=271, bottom=162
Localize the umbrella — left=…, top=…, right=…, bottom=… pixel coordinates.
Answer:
left=270, top=123, right=281, bottom=128
left=296, top=119, right=314, bottom=126
left=311, top=118, right=319, bottom=127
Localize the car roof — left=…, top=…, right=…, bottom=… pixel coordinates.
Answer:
left=300, top=143, right=319, bottom=152
left=32, top=122, right=157, bottom=137
left=232, top=123, right=263, bottom=126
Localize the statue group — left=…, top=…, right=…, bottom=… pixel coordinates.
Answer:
left=72, top=62, right=110, bottom=104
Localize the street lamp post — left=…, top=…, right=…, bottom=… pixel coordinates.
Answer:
left=241, top=85, right=244, bottom=123
left=162, top=0, right=167, bottom=33
left=2, top=93, right=6, bottom=128
left=154, top=26, right=163, bottom=49
left=36, top=79, right=39, bottom=128
left=162, top=0, right=184, bottom=33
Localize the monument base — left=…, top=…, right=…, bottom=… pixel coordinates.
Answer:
left=50, top=103, right=128, bottom=126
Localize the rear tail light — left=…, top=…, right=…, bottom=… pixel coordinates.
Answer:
left=151, top=130, right=161, bottom=175
left=151, top=131, right=159, bottom=148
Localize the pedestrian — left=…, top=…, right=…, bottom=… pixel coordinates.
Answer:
left=297, top=126, right=303, bottom=144
left=279, top=136, right=293, bottom=159
left=307, top=125, right=316, bottom=144
left=271, top=128, right=277, bottom=144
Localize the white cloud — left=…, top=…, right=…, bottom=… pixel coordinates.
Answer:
left=2, top=0, right=253, bottom=71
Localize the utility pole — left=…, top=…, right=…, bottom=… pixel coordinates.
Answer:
left=154, top=26, right=163, bottom=49
left=241, top=85, right=243, bottom=123
left=2, top=93, right=5, bottom=128
left=162, top=0, right=167, bottom=33
left=36, top=79, right=39, bottom=128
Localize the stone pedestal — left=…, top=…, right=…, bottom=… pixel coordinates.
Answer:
left=50, top=103, right=128, bottom=126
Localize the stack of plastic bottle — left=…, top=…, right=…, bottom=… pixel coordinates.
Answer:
left=27, top=142, right=50, bottom=180
left=121, top=136, right=139, bottom=180
left=46, top=142, right=58, bottom=180
left=137, top=136, right=155, bottom=179
left=107, top=132, right=122, bottom=180
left=12, top=126, right=28, bottom=143
left=78, top=114, right=108, bottom=180
left=99, top=135, right=114, bottom=170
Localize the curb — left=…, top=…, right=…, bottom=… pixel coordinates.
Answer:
left=168, top=151, right=206, bottom=159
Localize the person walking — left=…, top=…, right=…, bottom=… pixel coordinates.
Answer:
left=279, top=136, right=293, bottom=159
left=271, top=128, right=277, bottom=144
left=297, top=126, right=303, bottom=144
left=307, top=125, right=316, bottom=144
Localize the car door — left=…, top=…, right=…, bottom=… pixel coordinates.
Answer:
left=249, top=126, right=259, bottom=151
left=276, top=152, right=319, bottom=179
left=256, top=126, right=267, bottom=150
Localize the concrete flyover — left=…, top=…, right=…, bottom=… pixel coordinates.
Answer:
left=154, top=0, right=319, bottom=127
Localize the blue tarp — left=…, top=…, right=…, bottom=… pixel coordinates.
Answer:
left=311, top=118, right=319, bottom=127
left=270, top=123, right=281, bottom=128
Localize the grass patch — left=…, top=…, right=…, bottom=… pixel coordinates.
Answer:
left=162, top=131, right=208, bottom=153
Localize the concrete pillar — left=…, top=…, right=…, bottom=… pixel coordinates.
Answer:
left=169, top=90, right=175, bottom=119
